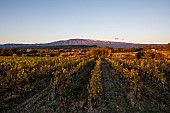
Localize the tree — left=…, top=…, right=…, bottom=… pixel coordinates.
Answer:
left=150, top=52, right=156, bottom=59
left=167, top=43, right=170, bottom=53
left=1, top=48, right=8, bottom=56
left=8, top=48, right=15, bottom=56
left=136, top=51, right=144, bottom=60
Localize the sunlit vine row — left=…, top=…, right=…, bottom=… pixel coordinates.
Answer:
left=114, top=58, right=168, bottom=90
left=87, top=58, right=102, bottom=110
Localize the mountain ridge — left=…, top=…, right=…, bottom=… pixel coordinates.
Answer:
left=0, top=39, right=166, bottom=48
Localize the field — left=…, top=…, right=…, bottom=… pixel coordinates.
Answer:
left=0, top=47, right=170, bottom=113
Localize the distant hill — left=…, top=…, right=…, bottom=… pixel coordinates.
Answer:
left=0, top=39, right=166, bottom=48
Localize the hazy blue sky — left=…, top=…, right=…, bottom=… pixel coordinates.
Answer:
left=0, top=0, right=170, bottom=44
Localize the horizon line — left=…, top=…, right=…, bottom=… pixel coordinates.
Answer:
left=0, top=38, right=168, bottom=45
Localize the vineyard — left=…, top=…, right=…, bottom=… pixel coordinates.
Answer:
left=0, top=47, right=170, bottom=113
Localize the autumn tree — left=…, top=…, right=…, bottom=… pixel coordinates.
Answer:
left=1, top=48, right=8, bottom=56
left=136, top=51, right=144, bottom=60
left=167, top=43, right=170, bottom=53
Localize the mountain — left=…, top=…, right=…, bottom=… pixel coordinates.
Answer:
left=47, top=39, right=166, bottom=48
left=47, top=39, right=134, bottom=48
left=0, top=39, right=166, bottom=48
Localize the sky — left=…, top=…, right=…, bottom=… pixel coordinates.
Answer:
left=0, top=0, right=170, bottom=44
